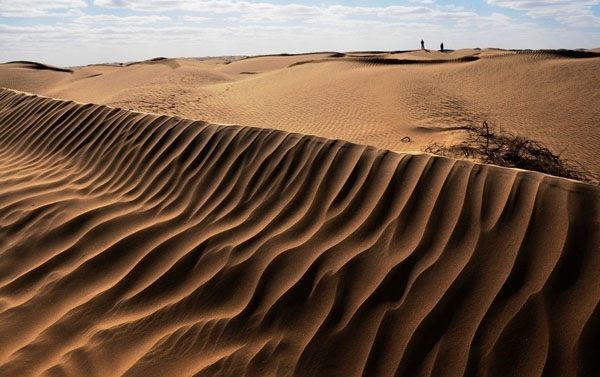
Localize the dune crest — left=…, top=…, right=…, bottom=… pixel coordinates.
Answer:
left=1, top=61, right=74, bottom=73
left=2, top=49, right=599, bottom=176
left=0, top=88, right=599, bottom=377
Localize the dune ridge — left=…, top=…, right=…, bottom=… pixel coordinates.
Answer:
left=0, top=61, right=74, bottom=73
left=0, top=88, right=599, bottom=377
left=2, top=49, right=599, bottom=177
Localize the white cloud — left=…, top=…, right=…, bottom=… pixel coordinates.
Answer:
left=488, top=0, right=600, bottom=26
left=92, top=0, right=495, bottom=25
left=74, top=14, right=171, bottom=25
left=93, top=0, right=242, bottom=13
left=181, top=16, right=209, bottom=23
left=0, top=0, right=86, bottom=17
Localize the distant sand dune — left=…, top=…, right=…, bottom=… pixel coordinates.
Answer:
left=1, top=61, right=74, bottom=73
left=513, top=49, right=600, bottom=59
left=1, top=49, right=598, bottom=177
left=0, top=88, right=599, bottom=376
left=286, top=55, right=481, bottom=69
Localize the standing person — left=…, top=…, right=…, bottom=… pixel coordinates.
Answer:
left=421, top=39, right=425, bottom=50
left=440, top=42, right=444, bottom=52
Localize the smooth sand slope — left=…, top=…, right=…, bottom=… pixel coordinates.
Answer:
left=1, top=49, right=599, bottom=176
left=0, top=88, right=599, bottom=377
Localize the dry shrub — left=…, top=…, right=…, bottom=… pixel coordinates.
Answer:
left=425, top=121, right=598, bottom=184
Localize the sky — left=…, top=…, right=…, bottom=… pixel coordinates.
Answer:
left=1, top=0, right=599, bottom=66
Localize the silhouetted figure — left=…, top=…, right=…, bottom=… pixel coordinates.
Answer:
left=421, top=39, right=425, bottom=50
left=440, top=42, right=444, bottom=52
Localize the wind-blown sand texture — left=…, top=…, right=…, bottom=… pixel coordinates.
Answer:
left=0, top=88, right=599, bottom=376
left=1, top=49, right=599, bottom=176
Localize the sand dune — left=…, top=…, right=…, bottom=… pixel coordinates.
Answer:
left=0, top=88, right=599, bottom=376
left=1, top=49, right=599, bottom=177
left=1, top=61, right=73, bottom=73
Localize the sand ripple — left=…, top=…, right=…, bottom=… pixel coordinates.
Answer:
left=0, top=88, right=599, bottom=377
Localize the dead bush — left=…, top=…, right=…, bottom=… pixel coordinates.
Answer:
left=424, top=121, right=598, bottom=184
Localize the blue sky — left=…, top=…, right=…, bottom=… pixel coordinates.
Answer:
left=1, top=0, right=599, bottom=66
